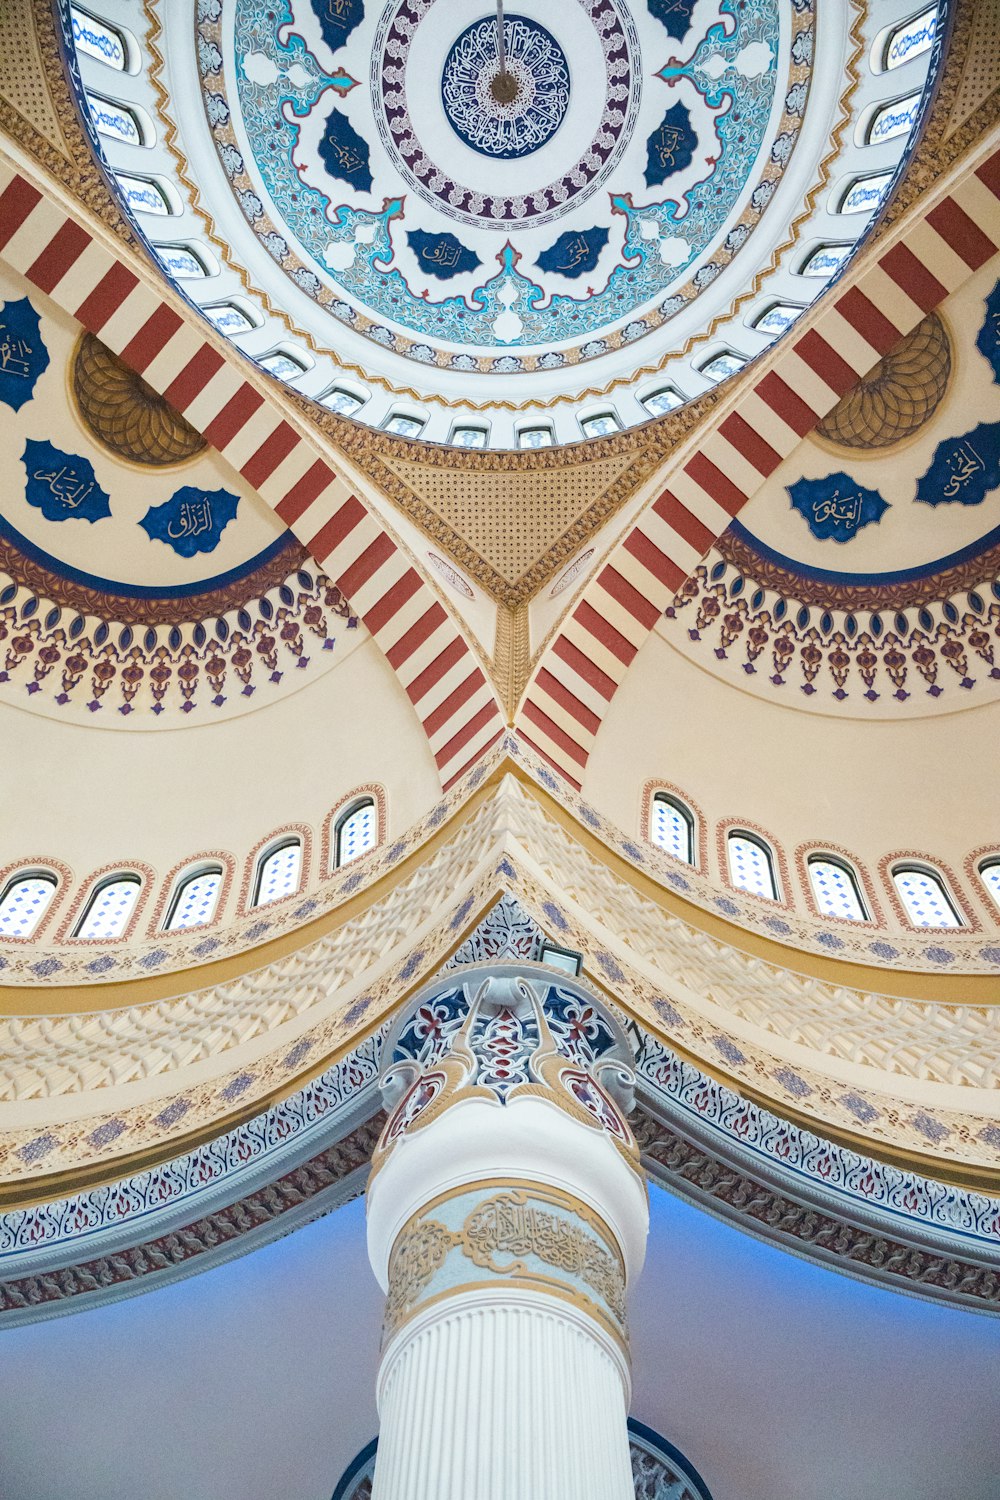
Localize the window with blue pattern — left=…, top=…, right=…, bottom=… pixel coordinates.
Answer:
left=0, top=872, right=57, bottom=938
left=335, top=799, right=378, bottom=868
left=727, top=832, right=779, bottom=901
left=74, top=875, right=141, bottom=940
left=650, top=794, right=695, bottom=866
left=253, top=840, right=303, bottom=907
left=807, top=856, right=868, bottom=922
left=164, top=865, right=224, bottom=931
left=892, top=864, right=962, bottom=928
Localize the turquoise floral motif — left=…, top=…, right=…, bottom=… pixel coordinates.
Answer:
left=644, top=102, right=696, bottom=188
left=537, top=227, right=609, bottom=280
left=975, top=280, right=1000, bottom=385
left=407, top=230, right=481, bottom=280
left=139, top=486, right=239, bottom=558
left=0, top=299, right=49, bottom=413
left=915, top=423, right=1000, bottom=508
left=226, top=0, right=780, bottom=351
left=788, top=472, right=889, bottom=542
left=22, top=440, right=110, bottom=524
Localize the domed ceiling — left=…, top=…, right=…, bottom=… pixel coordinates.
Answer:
left=62, top=0, right=944, bottom=445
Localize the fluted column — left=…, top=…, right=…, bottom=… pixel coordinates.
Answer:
left=366, top=964, right=648, bottom=1500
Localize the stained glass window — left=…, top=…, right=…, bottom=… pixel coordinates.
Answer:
left=74, top=875, right=141, bottom=940
left=259, top=349, right=309, bottom=381
left=86, top=92, right=146, bottom=146
left=204, top=302, right=256, bottom=336
left=641, top=386, right=682, bottom=417
left=979, top=860, right=1000, bottom=913
left=892, top=865, right=962, bottom=928
left=518, top=425, right=554, bottom=450
left=866, top=92, right=922, bottom=145
left=115, top=173, right=175, bottom=216
left=580, top=411, right=621, bottom=439
left=882, top=6, right=937, bottom=71
left=335, top=800, right=378, bottom=868
left=71, top=7, right=131, bottom=70
left=839, top=173, right=894, bottom=216
left=164, top=866, right=223, bottom=932
left=700, top=351, right=746, bottom=383
left=451, top=425, right=488, bottom=449
left=753, top=304, right=803, bottom=338
left=154, top=244, right=213, bottom=279
left=383, top=413, right=425, bottom=438
left=650, top=795, right=695, bottom=865
left=799, top=243, right=852, bottom=278
left=808, top=857, right=868, bottom=922
left=727, top=832, right=779, bottom=901
left=0, top=873, right=57, bottom=938
left=322, top=386, right=365, bottom=416
left=253, top=840, right=302, bottom=906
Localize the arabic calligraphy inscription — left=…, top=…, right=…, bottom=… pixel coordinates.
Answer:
left=787, top=472, right=889, bottom=543
left=22, top=440, right=111, bottom=525
left=139, top=486, right=240, bottom=558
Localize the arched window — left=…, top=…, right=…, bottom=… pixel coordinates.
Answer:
left=164, top=865, right=224, bottom=932
left=649, top=794, right=695, bottom=866
left=0, top=871, right=57, bottom=938
left=74, top=874, right=141, bottom=940
left=335, top=799, right=378, bottom=868
left=808, top=856, right=868, bottom=922
left=978, top=858, right=1000, bottom=913
left=252, top=838, right=302, bottom=907
left=71, top=7, right=136, bottom=71
left=892, top=864, right=963, bottom=929
left=727, top=831, right=779, bottom=901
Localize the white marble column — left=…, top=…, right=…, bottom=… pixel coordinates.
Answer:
left=366, top=966, right=648, bottom=1500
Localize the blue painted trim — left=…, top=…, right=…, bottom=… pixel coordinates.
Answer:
left=628, top=1417, right=715, bottom=1500
left=0, top=508, right=293, bottom=601
left=729, top=516, right=1000, bottom=587
left=330, top=1437, right=377, bottom=1500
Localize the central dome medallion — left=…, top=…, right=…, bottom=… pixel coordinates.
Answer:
left=441, top=15, right=570, bottom=162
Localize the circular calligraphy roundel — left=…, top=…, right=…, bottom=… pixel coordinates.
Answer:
left=441, top=15, right=571, bottom=162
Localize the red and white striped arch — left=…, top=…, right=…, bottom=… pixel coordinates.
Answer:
left=518, top=148, right=1000, bottom=788
left=0, top=160, right=504, bottom=790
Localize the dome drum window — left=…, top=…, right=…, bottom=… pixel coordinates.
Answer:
left=258, top=347, right=313, bottom=381
left=798, top=243, right=852, bottom=279
left=203, top=299, right=263, bottom=337
left=334, top=799, right=378, bottom=869
left=874, top=6, right=938, bottom=73
left=807, top=856, right=869, bottom=923
left=319, top=383, right=368, bottom=416
left=85, top=92, right=153, bottom=148
left=649, top=794, right=696, bottom=867
left=252, top=839, right=303, bottom=907
left=450, top=423, right=489, bottom=449
left=727, top=831, right=779, bottom=902
left=71, top=7, right=137, bottom=72
left=862, top=92, right=923, bottom=147
left=978, top=859, right=1000, bottom=913
left=163, top=866, right=224, bottom=932
left=700, top=351, right=747, bottom=384
left=752, top=303, right=805, bottom=339
left=578, top=410, right=622, bottom=440
left=516, top=422, right=555, bottom=450
left=73, top=875, right=142, bottom=941
left=114, top=173, right=181, bottom=217
left=891, top=863, right=963, bottom=929
left=153, top=243, right=219, bottom=280
left=382, top=411, right=426, bottom=439
left=0, top=872, right=58, bottom=939
left=640, top=385, right=683, bottom=418
left=837, top=173, right=894, bottom=216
